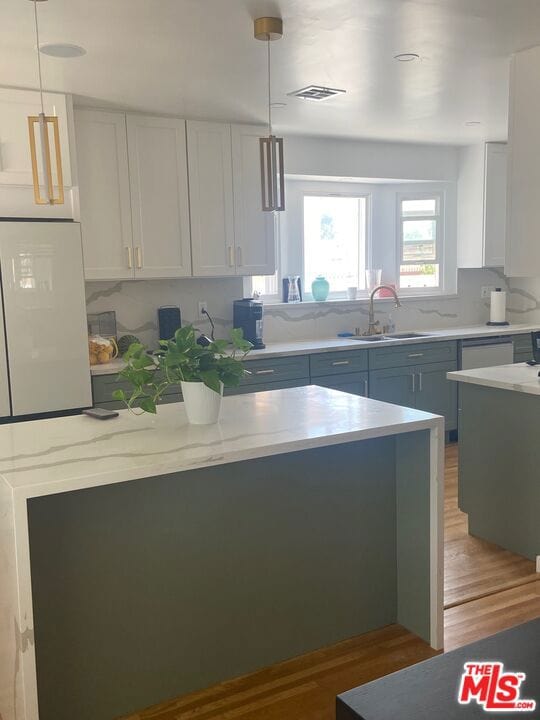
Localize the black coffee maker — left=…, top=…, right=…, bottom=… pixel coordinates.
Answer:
left=233, top=299, right=265, bottom=349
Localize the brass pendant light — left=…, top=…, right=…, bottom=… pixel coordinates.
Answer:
left=28, top=0, right=65, bottom=205
left=254, top=17, right=285, bottom=212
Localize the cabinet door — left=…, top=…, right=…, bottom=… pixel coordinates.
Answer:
left=231, top=124, right=276, bottom=275
left=369, top=367, right=416, bottom=409
left=414, top=361, right=458, bottom=431
left=312, top=372, right=369, bottom=397
left=506, top=46, right=540, bottom=276
left=0, top=87, right=72, bottom=187
left=187, top=121, right=235, bottom=276
left=483, top=143, right=507, bottom=268
left=75, top=109, right=133, bottom=280
left=127, top=115, right=192, bottom=278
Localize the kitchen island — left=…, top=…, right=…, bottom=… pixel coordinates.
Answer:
left=448, top=364, right=540, bottom=563
left=0, top=386, right=443, bottom=720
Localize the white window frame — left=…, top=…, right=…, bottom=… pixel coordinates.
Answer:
left=396, top=191, right=444, bottom=295
left=301, top=190, right=371, bottom=301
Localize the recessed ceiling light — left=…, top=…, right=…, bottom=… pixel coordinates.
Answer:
left=394, top=53, right=420, bottom=62
left=39, top=43, right=86, bottom=58
left=465, top=121, right=482, bottom=126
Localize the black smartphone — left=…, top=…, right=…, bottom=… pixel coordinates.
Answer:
left=82, top=408, right=119, bottom=420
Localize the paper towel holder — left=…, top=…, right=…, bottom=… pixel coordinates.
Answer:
left=486, top=287, right=510, bottom=326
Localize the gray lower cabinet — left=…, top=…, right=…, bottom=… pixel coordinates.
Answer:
left=311, top=371, right=369, bottom=397
left=414, top=362, right=458, bottom=430
left=513, top=333, right=533, bottom=363
left=370, top=359, right=458, bottom=431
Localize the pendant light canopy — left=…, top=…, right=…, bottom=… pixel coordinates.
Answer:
left=28, top=0, right=65, bottom=205
left=254, top=17, right=285, bottom=212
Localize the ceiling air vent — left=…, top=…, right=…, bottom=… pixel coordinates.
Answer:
left=287, top=85, right=346, bottom=102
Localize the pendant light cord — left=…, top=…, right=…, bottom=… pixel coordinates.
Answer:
left=267, top=37, right=272, bottom=136
left=33, top=0, right=45, bottom=114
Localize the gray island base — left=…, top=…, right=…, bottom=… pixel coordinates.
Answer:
left=449, top=364, right=540, bottom=562
left=0, top=386, right=444, bottom=720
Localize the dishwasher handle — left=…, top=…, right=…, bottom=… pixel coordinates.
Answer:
left=461, top=336, right=513, bottom=348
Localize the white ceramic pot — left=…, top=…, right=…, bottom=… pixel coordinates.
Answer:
left=180, top=381, right=223, bottom=424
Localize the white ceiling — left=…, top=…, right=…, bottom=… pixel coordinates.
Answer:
left=2, top=0, right=540, bottom=145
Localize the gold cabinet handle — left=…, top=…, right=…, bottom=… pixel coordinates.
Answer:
left=228, top=246, right=235, bottom=267
left=236, top=246, right=243, bottom=267
left=126, top=246, right=133, bottom=269
left=135, top=246, right=142, bottom=269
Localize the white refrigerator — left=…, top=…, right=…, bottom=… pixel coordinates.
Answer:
left=0, top=220, right=92, bottom=419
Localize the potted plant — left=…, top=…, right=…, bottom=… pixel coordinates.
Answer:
left=112, top=326, right=252, bottom=424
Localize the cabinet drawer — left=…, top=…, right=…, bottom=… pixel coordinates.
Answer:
left=310, top=350, right=368, bottom=377
left=225, top=377, right=310, bottom=396
left=312, top=371, right=369, bottom=397
left=92, top=372, right=178, bottom=404
left=241, top=356, right=310, bottom=386
left=369, top=341, right=457, bottom=370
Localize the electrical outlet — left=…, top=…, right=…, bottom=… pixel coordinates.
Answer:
left=198, top=301, right=208, bottom=319
left=481, top=286, right=494, bottom=299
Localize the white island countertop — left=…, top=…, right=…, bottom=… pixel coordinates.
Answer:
left=0, top=385, right=442, bottom=499
left=448, top=362, right=540, bottom=396
left=91, top=323, right=539, bottom=376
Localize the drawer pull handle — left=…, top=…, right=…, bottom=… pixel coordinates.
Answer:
left=331, top=360, right=350, bottom=366
left=228, top=246, right=235, bottom=267
left=126, top=246, right=133, bottom=269
left=363, top=379, right=368, bottom=396
left=418, top=372, right=423, bottom=392
left=255, top=369, right=275, bottom=375
left=408, top=353, right=424, bottom=358
left=411, top=373, right=416, bottom=392
left=135, top=246, right=143, bottom=269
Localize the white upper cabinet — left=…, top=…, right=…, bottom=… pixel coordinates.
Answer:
left=127, top=115, right=192, bottom=278
left=75, top=109, right=275, bottom=281
left=457, top=142, right=507, bottom=269
left=506, top=45, right=540, bottom=277
left=187, top=121, right=235, bottom=276
left=231, top=124, right=276, bottom=276
left=0, top=87, right=72, bottom=187
left=75, top=109, right=133, bottom=280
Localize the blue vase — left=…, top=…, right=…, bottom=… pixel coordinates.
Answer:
left=311, top=275, right=330, bottom=301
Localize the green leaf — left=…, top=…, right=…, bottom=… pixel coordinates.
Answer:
left=199, top=369, right=221, bottom=394
left=112, top=388, right=125, bottom=401
left=140, top=398, right=157, bottom=414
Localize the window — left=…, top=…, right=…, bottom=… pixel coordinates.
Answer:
left=303, top=195, right=367, bottom=294
left=398, top=195, right=442, bottom=291
left=248, top=181, right=452, bottom=303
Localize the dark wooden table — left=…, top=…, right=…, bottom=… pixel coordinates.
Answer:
left=337, top=619, right=540, bottom=719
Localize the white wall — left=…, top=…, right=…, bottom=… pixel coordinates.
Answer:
left=284, top=135, right=459, bottom=182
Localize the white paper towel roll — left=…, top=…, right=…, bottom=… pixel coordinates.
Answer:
left=490, top=289, right=506, bottom=324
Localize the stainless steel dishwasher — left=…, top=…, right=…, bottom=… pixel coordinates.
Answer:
left=459, top=336, right=514, bottom=370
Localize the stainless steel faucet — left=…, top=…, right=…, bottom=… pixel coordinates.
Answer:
left=364, top=285, right=402, bottom=336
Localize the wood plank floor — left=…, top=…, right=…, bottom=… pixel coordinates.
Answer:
left=444, top=443, right=538, bottom=607
left=120, top=444, right=540, bottom=720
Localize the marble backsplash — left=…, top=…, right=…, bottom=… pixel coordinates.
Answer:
left=85, top=268, right=540, bottom=348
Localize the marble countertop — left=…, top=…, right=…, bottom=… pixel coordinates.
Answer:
left=0, top=386, right=441, bottom=499
left=90, top=324, right=539, bottom=376
left=448, top=362, right=540, bottom=396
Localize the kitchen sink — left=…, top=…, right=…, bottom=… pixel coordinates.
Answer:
left=384, top=332, right=433, bottom=339
left=346, top=332, right=433, bottom=342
